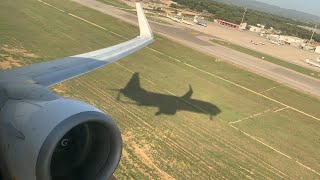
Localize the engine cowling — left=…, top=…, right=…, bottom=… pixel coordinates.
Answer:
left=0, top=85, right=122, bottom=180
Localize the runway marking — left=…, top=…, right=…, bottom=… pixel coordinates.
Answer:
left=38, top=0, right=320, bottom=176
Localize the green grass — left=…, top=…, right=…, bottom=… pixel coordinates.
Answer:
left=234, top=108, right=320, bottom=177
left=211, top=39, right=320, bottom=79
left=2, top=0, right=320, bottom=179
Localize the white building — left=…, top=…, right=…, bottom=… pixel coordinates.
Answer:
left=316, top=46, right=320, bottom=54
left=239, top=23, right=247, bottom=30
left=249, top=26, right=263, bottom=33
left=267, top=34, right=280, bottom=41
left=279, top=36, right=305, bottom=44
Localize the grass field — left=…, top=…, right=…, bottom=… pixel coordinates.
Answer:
left=1, top=0, right=320, bottom=179
left=211, top=39, right=320, bottom=79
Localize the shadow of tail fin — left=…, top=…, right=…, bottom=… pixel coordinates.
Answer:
left=181, top=85, right=193, bottom=99
left=124, top=72, right=141, bottom=91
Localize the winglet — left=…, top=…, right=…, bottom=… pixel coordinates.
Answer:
left=136, top=3, right=153, bottom=38
left=181, top=85, right=193, bottom=99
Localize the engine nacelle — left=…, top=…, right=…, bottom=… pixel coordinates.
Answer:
left=0, top=93, right=122, bottom=180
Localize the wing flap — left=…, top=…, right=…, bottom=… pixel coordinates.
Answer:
left=0, top=3, right=153, bottom=87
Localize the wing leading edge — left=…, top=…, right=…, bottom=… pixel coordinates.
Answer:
left=0, top=3, right=153, bottom=87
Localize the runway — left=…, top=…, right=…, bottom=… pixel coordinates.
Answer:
left=72, top=0, right=320, bottom=99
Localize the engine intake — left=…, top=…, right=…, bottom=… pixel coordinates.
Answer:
left=37, top=112, right=121, bottom=180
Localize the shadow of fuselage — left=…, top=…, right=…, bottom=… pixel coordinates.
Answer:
left=116, top=73, right=221, bottom=119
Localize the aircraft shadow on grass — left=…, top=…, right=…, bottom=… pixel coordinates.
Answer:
left=111, top=73, right=221, bottom=119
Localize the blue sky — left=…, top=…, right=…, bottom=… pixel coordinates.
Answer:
left=255, top=0, right=319, bottom=16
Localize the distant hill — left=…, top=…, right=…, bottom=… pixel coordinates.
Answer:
left=214, top=0, right=320, bottom=24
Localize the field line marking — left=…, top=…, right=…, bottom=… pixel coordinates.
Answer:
left=274, top=107, right=289, bottom=113
left=296, top=160, right=320, bottom=176
left=229, top=109, right=271, bottom=124
left=38, top=0, right=128, bottom=39
left=147, top=47, right=182, bottom=62
left=230, top=124, right=293, bottom=160
left=208, top=129, right=289, bottom=178
left=37, top=0, right=65, bottom=12
left=67, top=13, right=128, bottom=39
left=230, top=123, right=320, bottom=176
left=260, top=86, right=278, bottom=93
left=229, top=108, right=320, bottom=176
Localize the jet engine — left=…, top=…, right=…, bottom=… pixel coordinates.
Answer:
left=0, top=84, right=122, bottom=180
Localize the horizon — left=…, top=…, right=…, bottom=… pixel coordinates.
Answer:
left=255, top=0, right=320, bottom=17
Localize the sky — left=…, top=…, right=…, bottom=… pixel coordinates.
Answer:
left=255, top=0, right=320, bottom=16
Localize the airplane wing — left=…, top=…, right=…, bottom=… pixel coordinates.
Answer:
left=0, top=3, right=153, bottom=87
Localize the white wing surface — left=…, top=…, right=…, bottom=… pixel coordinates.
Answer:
left=0, top=3, right=153, bottom=87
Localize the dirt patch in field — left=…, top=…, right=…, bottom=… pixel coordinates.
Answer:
left=0, top=61, right=12, bottom=70
left=0, top=46, right=39, bottom=70
left=133, top=143, right=174, bottom=180
left=122, top=149, right=153, bottom=178
left=122, top=130, right=173, bottom=179
left=0, top=56, right=22, bottom=70
left=52, top=83, right=68, bottom=94
left=2, top=47, right=39, bottom=58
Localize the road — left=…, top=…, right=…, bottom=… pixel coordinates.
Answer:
left=72, top=0, right=320, bottom=99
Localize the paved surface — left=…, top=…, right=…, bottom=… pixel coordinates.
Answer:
left=72, top=0, right=320, bottom=99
